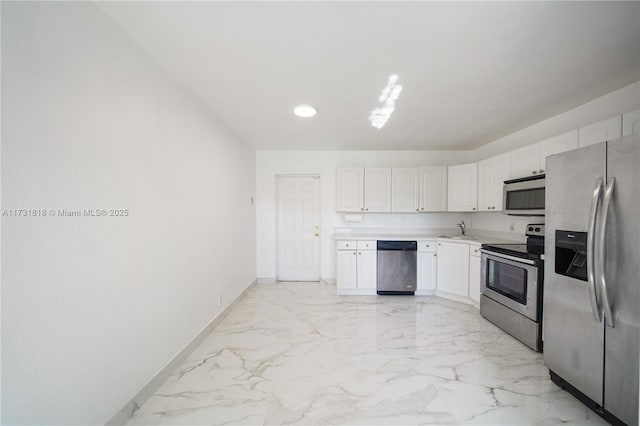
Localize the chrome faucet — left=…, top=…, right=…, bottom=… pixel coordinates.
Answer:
left=457, top=220, right=466, bottom=236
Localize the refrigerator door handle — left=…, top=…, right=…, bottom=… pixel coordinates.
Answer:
left=587, top=178, right=603, bottom=322
left=598, top=177, right=615, bottom=328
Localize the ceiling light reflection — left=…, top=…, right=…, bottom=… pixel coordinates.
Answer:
left=369, top=74, right=403, bottom=129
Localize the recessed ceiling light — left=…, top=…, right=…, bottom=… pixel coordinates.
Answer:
left=294, top=104, right=317, bottom=118
left=369, top=74, right=403, bottom=129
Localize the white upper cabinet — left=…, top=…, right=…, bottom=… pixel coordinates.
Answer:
left=477, top=152, right=510, bottom=212
left=364, top=167, right=392, bottom=212
left=447, top=163, right=477, bottom=212
left=538, top=130, right=579, bottom=173
left=419, top=167, right=447, bottom=212
left=578, top=115, right=622, bottom=147
left=336, top=167, right=364, bottom=212
left=622, top=109, right=640, bottom=137
left=510, top=143, right=541, bottom=178
left=392, top=167, right=420, bottom=212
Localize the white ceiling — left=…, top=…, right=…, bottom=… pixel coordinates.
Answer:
left=97, top=1, right=640, bottom=151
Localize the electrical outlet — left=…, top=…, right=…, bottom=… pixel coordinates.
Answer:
left=218, top=295, right=222, bottom=305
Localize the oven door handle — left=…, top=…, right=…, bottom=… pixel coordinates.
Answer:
left=598, top=178, right=615, bottom=328
left=480, top=250, right=536, bottom=265
left=587, top=178, right=603, bottom=322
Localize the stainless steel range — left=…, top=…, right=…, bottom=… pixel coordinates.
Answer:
left=480, top=224, right=544, bottom=352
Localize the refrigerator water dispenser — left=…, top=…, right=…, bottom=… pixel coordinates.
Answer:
left=555, top=230, right=588, bottom=281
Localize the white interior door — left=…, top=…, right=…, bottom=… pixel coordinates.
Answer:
left=277, top=175, right=320, bottom=281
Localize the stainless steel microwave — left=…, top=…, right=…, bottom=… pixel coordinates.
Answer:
left=503, top=175, right=545, bottom=216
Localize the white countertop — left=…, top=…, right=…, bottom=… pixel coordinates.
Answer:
left=333, top=228, right=522, bottom=245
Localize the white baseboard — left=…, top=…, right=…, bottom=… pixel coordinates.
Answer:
left=336, top=288, right=377, bottom=295
left=435, top=290, right=475, bottom=306
left=106, top=279, right=257, bottom=426
left=415, top=289, right=436, bottom=296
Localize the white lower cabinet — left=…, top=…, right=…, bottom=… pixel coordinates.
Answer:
left=356, top=250, right=377, bottom=290
left=336, top=240, right=376, bottom=294
left=468, top=245, right=481, bottom=304
left=336, top=237, right=482, bottom=307
left=417, top=240, right=437, bottom=294
left=436, top=241, right=470, bottom=298
left=336, top=250, right=357, bottom=290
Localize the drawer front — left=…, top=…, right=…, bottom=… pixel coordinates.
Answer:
left=418, top=240, right=437, bottom=252
left=357, top=240, right=376, bottom=250
left=336, top=240, right=357, bottom=250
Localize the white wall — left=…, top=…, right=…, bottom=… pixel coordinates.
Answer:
left=256, top=150, right=474, bottom=280
left=1, top=3, right=256, bottom=425
left=473, top=81, right=640, bottom=160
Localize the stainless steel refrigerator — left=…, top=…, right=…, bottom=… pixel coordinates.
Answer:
left=544, top=134, right=639, bottom=426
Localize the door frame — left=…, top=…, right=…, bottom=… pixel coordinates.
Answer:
left=275, top=174, right=321, bottom=282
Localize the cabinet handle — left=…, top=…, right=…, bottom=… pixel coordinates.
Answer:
left=353, top=252, right=356, bottom=256
left=472, top=207, right=476, bottom=210
left=539, top=169, right=544, bottom=173
left=426, top=244, right=430, bottom=247
left=358, top=252, right=361, bottom=255
left=416, top=209, right=419, bottom=211
left=421, top=208, right=424, bottom=211
left=438, top=243, right=442, bottom=246
left=360, top=208, right=364, bottom=211
left=366, top=208, right=369, bottom=211
left=533, top=171, right=538, bottom=175
left=346, top=244, right=349, bottom=247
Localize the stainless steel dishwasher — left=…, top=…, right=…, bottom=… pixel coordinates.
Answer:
left=376, top=241, right=417, bottom=295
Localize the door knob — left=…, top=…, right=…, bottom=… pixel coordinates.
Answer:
left=314, top=233, right=319, bottom=237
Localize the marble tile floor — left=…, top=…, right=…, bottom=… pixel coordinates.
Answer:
left=126, top=282, right=607, bottom=425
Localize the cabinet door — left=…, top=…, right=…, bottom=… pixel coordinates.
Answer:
left=336, top=167, right=364, bottom=212
left=364, top=167, right=392, bottom=212
left=469, top=254, right=481, bottom=304
left=447, top=163, right=477, bottom=212
left=510, top=143, right=541, bottom=178
left=392, top=167, right=420, bottom=212
left=419, top=167, right=447, bottom=212
left=356, top=250, right=377, bottom=290
left=417, top=252, right=437, bottom=291
left=490, top=153, right=511, bottom=211
left=477, top=158, right=492, bottom=212
left=436, top=242, right=470, bottom=297
left=622, top=109, right=640, bottom=137
left=578, top=115, right=622, bottom=147
left=336, top=250, right=357, bottom=289
left=539, top=130, right=579, bottom=173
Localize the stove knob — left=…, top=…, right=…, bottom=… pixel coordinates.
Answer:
left=528, top=227, right=533, bottom=232
left=535, top=227, right=540, bottom=232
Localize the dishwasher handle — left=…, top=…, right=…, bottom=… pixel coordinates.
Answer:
left=377, top=241, right=417, bottom=251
